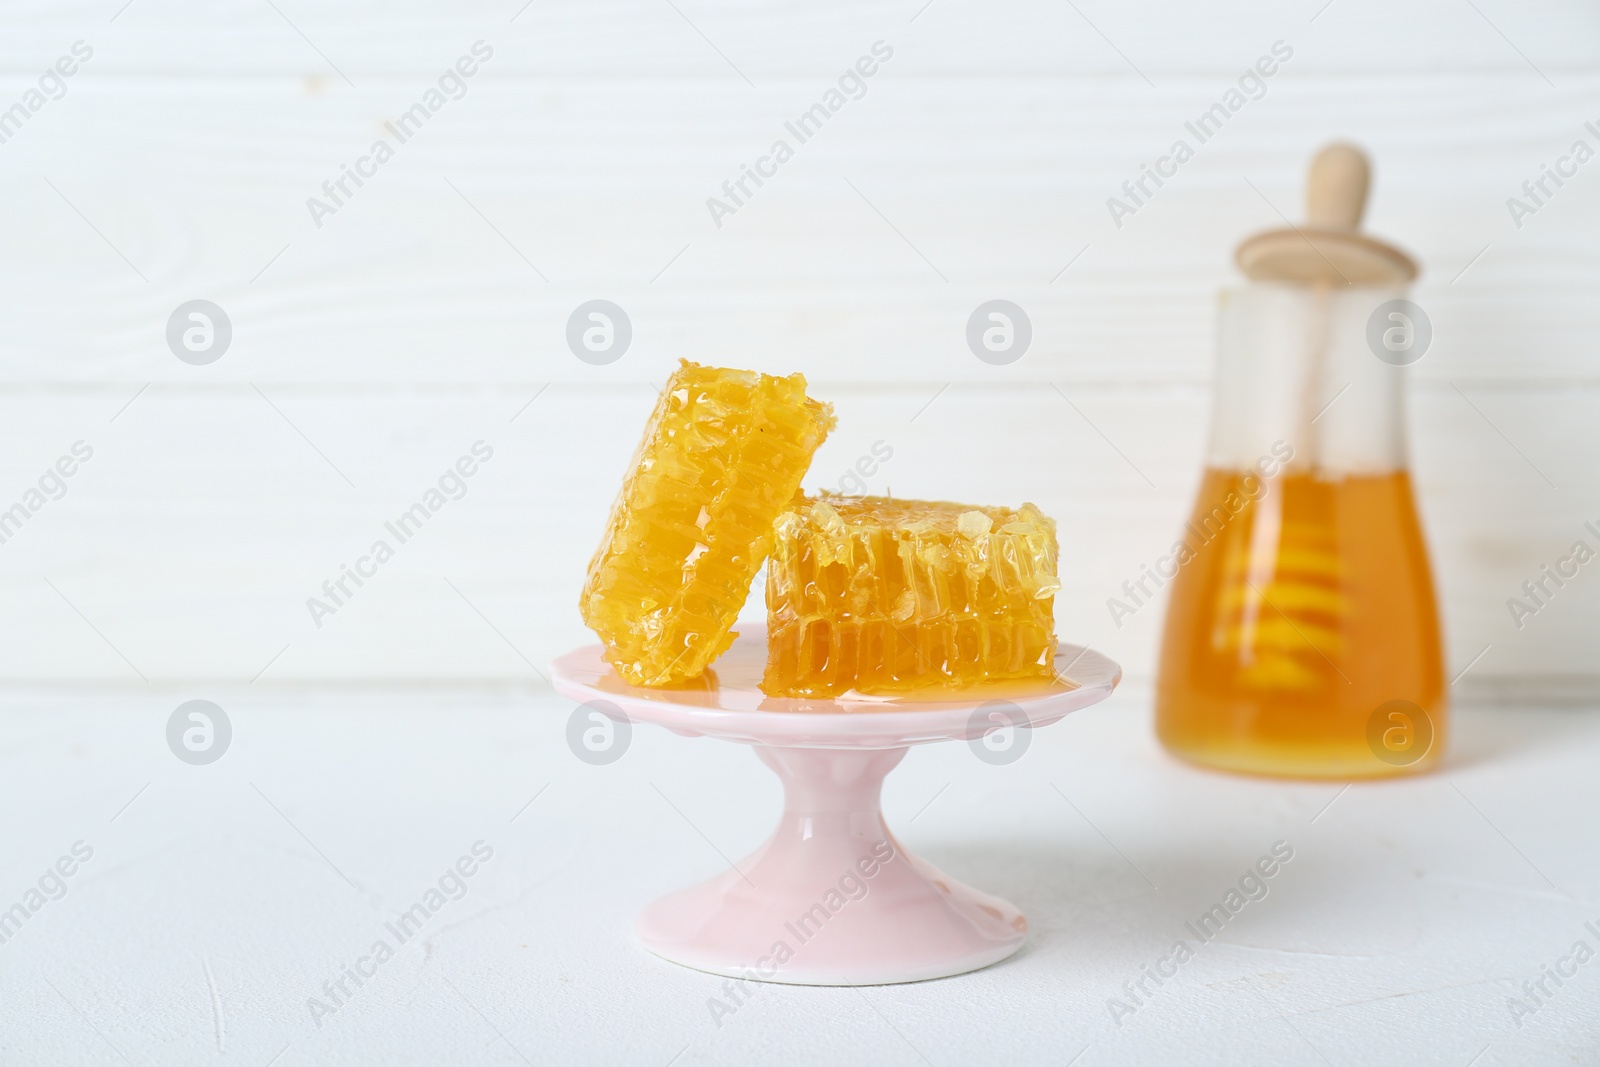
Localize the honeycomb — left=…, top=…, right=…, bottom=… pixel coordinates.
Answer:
left=763, top=495, right=1059, bottom=697
left=580, top=361, right=834, bottom=686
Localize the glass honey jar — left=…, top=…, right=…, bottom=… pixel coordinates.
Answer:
left=1155, top=144, right=1446, bottom=779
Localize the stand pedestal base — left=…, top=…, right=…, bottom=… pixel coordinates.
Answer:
left=552, top=633, right=1121, bottom=986
left=637, top=747, right=1026, bottom=986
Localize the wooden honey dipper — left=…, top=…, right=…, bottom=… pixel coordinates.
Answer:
left=1235, top=143, right=1417, bottom=285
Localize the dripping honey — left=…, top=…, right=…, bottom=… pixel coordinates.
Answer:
left=1155, top=467, right=1446, bottom=779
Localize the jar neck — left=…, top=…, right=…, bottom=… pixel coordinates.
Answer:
left=1208, top=282, right=1413, bottom=476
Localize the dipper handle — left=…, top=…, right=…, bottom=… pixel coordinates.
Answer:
left=1306, top=143, right=1369, bottom=232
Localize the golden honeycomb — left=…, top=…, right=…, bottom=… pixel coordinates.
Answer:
left=763, top=494, right=1060, bottom=697
left=580, top=361, right=834, bottom=686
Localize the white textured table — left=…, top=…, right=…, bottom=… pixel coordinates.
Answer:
left=2, top=686, right=1596, bottom=1066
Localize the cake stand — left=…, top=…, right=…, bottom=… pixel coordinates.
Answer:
left=551, top=627, right=1120, bottom=986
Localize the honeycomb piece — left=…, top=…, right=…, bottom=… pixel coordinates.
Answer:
left=581, top=361, right=834, bottom=687
left=763, top=495, right=1060, bottom=697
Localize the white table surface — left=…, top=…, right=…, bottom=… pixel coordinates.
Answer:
left=1, top=684, right=1596, bottom=1066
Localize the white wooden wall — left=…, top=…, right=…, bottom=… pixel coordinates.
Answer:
left=0, top=0, right=1596, bottom=695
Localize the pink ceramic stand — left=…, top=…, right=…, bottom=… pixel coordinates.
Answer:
left=552, top=627, right=1120, bottom=986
